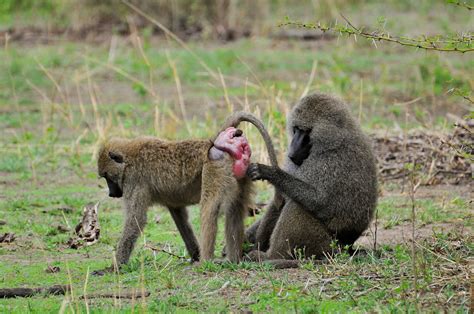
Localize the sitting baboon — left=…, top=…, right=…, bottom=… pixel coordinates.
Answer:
left=245, top=93, right=378, bottom=264
left=95, top=112, right=278, bottom=273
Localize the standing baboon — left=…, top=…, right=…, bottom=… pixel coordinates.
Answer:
left=96, top=137, right=207, bottom=274
left=245, top=93, right=378, bottom=263
left=95, top=112, right=278, bottom=273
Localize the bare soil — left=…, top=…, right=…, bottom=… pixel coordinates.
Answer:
left=356, top=222, right=470, bottom=248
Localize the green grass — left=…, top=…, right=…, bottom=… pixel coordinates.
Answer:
left=0, top=158, right=471, bottom=312
left=1, top=38, right=471, bottom=158
left=0, top=1, right=473, bottom=312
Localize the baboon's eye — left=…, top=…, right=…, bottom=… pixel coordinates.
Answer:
left=109, top=151, right=124, bottom=164
left=294, top=126, right=311, bottom=136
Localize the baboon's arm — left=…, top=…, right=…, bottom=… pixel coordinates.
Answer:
left=251, top=199, right=282, bottom=251
left=116, top=194, right=149, bottom=266
left=247, top=163, right=331, bottom=222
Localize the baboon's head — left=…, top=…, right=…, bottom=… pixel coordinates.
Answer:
left=97, top=141, right=127, bottom=198
left=287, top=93, right=353, bottom=166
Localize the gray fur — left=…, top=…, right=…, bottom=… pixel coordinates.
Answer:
left=246, top=93, right=378, bottom=262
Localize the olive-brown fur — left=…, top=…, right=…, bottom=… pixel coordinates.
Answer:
left=98, top=137, right=210, bottom=267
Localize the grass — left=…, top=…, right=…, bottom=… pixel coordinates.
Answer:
left=0, top=1, right=473, bottom=312
left=0, top=183, right=471, bottom=311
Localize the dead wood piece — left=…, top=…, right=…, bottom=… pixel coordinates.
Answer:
left=0, top=232, right=15, bottom=243
left=67, top=202, right=100, bottom=249
left=0, top=285, right=70, bottom=298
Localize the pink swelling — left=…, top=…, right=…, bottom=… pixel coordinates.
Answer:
left=213, top=127, right=251, bottom=179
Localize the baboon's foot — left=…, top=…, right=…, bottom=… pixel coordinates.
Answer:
left=244, top=250, right=269, bottom=262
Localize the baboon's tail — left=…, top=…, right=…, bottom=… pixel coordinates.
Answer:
left=221, top=111, right=278, bottom=167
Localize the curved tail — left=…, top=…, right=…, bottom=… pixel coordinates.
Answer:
left=220, top=111, right=278, bottom=168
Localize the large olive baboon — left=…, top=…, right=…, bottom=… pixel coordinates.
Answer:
left=245, top=93, right=378, bottom=264
left=95, top=112, right=278, bottom=273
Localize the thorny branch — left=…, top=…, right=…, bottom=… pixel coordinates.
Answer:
left=280, top=15, right=474, bottom=53
left=446, top=0, right=474, bottom=11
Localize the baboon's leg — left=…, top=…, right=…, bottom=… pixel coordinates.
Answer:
left=248, top=193, right=285, bottom=251
left=224, top=197, right=247, bottom=263
left=244, top=219, right=261, bottom=243
left=199, top=199, right=221, bottom=261
left=116, top=199, right=149, bottom=266
left=200, top=155, right=234, bottom=261
left=265, top=202, right=332, bottom=260
left=169, top=207, right=200, bottom=261
left=253, top=200, right=282, bottom=252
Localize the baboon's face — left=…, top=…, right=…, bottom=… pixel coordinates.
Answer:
left=288, top=93, right=351, bottom=166
left=288, top=126, right=312, bottom=166
left=98, top=149, right=125, bottom=198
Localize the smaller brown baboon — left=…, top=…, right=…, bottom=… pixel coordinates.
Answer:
left=95, top=112, right=278, bottom=273
left=96, top=137, right=207, bottom=275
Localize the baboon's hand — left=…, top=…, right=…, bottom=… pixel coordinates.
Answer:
left=246, top=163, right=271, bottom=181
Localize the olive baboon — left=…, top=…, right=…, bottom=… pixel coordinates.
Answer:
left=245, top=93, right=378, bottom=264
left=95, top=112, right=278, bottom=273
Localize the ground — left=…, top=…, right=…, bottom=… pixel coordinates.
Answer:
left=0, top=1, right=473, bottom=312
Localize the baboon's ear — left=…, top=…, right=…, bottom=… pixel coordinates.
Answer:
left=109, top=151, right=124, bottom=164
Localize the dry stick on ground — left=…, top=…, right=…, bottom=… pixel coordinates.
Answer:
left=144, top=244, right=187, bottom=260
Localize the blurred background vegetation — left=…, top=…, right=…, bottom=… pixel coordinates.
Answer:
left=1, top=0, right=472, bottom=37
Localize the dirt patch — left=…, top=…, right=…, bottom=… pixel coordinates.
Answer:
left=384, top=184, right=472, bottom=199
left=356, top=222, right=470, bottom=248
left=372, top=121, right=473, bottom=185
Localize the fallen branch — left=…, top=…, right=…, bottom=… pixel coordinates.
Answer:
left=144, top=244, right=186, bottom=260
left=0, top=285, right=70, bottom=298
